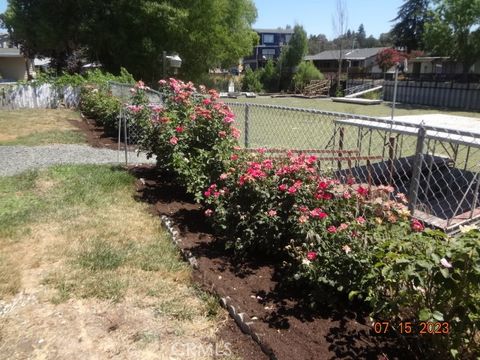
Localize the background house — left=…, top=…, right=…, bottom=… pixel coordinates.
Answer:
left=0, top=33, right=33, bottom=82
left=305, top=47, right=387, bottom=78
left=407, top=56, right=480, bottom=81
left=243, top=28, right=295, bottom=70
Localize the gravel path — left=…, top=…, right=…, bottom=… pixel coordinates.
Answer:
left=0, top=144, right=156, bottom=176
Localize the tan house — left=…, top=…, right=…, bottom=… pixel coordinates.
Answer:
left=0, top=47, right=34, bottom=82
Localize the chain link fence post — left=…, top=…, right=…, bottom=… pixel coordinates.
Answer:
left=244, top=104, right=250, bottom=148
left=408, top=124, right=427, bottom=215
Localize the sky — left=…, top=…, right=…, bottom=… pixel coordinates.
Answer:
left=0, top=0, right=404, bottom=38
left=253, top=0, right=404, bottom=39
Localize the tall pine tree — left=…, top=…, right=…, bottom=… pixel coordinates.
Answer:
left=391, top=0, right=431, bottom=51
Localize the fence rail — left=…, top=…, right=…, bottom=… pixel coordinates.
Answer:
left=226, top=102, right=480, bottom=233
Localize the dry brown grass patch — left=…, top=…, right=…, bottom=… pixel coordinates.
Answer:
left=0, top=109, right=82, bottom=141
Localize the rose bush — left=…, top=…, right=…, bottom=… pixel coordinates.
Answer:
left=125, top=77, right=478, bottom=357
left=133, top=78, right=239, bottom=200
left=78, top=68, right=135, bottom=132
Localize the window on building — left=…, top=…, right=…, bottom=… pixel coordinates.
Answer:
left=352, top=61, right=359, bottom=67
left=262, top=48, right=276, bottom=59
left=285, top=34, right=292, bottom=43
left=262, top=34, right=274, bottom=44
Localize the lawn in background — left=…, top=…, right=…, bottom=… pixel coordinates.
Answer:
left=226, top=97, right=480, bottom=172
left=230, top=96, right=480, bottom=119
left=0, top=109, right=86, bottom=146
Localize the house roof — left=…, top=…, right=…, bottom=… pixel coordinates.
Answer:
left=410, top=56, right=450, bottom=62
left=0, top=48, right=22, bottom=58
left=305, top=47, right=388, bottom=61
left=254, top=28, right=295, bottom=35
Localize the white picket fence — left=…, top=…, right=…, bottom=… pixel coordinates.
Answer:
left=0, top=83, right=80, bottom=109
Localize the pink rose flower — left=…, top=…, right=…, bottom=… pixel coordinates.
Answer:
left=267, top=209, right=277, bottom=217
left=356, top=216, right=366, bottom=224
left=343, top=191, right=352, bottom=199
left=231, top=127, right=241, bottom=139
left=219, top=173, right=228, bottom=180
left=279, top=184, right=288, bottom=192
left=306, top=252, right=317, bottom=261
left=288, top=186, right=297, bottom=194
left=176, top=126, right=184, bottom=133
left=327, top=226, right=337, bottom=233
left=298, top=215, right=309, bottom=223
left=357, top=186, right=369, bottom=197
left=204, top=209, right=214, bottom=217
left=342, top=245, right=352, bottom=254
left=411, top=219, right=424, bottom=232
left=169, top=136, right=178, bottom=145
left=218, top=131, right=227, bottom=138
left=310, top=208, right=327, bottom=219
left=224, top=115, right=235, bottom=124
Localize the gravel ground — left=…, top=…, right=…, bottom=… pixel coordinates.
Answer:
left=0, top=144, right=156, bottom=176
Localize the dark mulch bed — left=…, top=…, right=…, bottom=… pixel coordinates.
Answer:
left=130, top=165, right=418, bottom=360
left=69, top=117, right=122, bottom=150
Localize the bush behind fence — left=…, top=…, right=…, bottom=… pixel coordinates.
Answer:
left=227, top=102, right=480, bottom=233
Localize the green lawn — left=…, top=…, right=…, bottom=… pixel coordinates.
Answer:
left=229, top=96, right=480, bottom=118
left=226, top=96, right=480, bottom=172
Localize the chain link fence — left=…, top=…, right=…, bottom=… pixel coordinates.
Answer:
left=108, top=81, right=163, bottom=164
left=227, top=102, right=480, bottom=233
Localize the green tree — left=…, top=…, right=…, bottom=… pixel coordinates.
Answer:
left=3, top=0, right=258, bottom=82
left=378, top=32, right=394, bottom=47
left=357, top=24, right=366, bottom=48
left=391, top=0, right=431, bottom=51
left=292, top=61, right=324, bottom=93
left=307, top=34, right=330, bottom=55
left=260, top=59, right=279, bottom=92
left=278, top=24, right=308, bottom=90
left=3, top=0, right=85, bottom=72
left=241, top=67, right=263, bottom=93
left=424, top=0, right=480, bottom=76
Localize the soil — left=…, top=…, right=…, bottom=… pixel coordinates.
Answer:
left=131, top=166, right=418, bottom=360
left=69, top=117, right=121, bottom=150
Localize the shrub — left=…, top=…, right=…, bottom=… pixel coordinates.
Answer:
left=77, top=68, right=135, bottom=131
left=241, top=68, right=263, bottom=93
left=203, top=150, right=410, bottom=257
left=196, top=73, right=241, bottom=93
left=260, top=60, right=280, bottom=93
left=79, top=86, right=121, bottom=132
left=292, top=61, right=324, bottom=93
left=132, top=78, right=239, bottom=200
left=366, top=227, right=479, bottom=358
